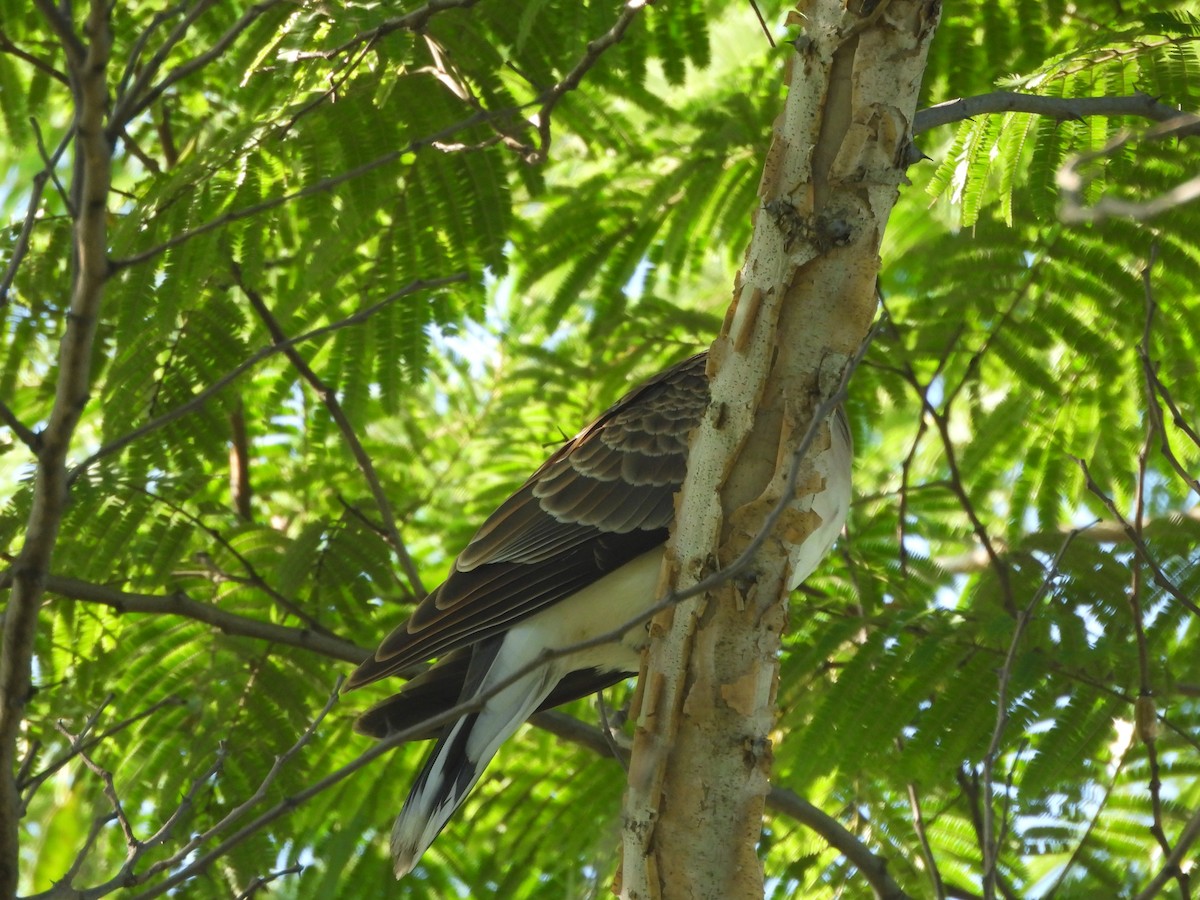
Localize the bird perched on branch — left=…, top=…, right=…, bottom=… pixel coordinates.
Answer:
left=347, top=350, right=852, bottom=877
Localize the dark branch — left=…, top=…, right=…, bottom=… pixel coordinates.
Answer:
left=233, top=267, right=427, bottom=598
left=914, top=90, right=1200, bottom=135
left=33, top=573, right=369, bottom=665
left=68, top=273, right=469, bottom=482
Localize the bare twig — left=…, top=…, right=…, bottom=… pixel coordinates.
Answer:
left=980, top=528, right=1082, bottom=899
left=1139, top=245, right=1200, bottom=497
left=56, top=812, right=117, bottom=892
left=772, top=788, right=912, bottom=900
left=233, top=864, right=304, bottom=899
left=110, top=1, right=281, bottom=133
left=294, top=0, right=486, bottom=59
left=0, top=28, right=69, bottom=83
left=27, top=743, right=231, bottom=899
left=0, top=122, right=72, bottom=306
left=19, top=695, right=187, bottom=807
left=233, top=267, right=426, bottom=598
left=915, top=90, right=1200, bottom=136
left=1132, top=806, right=1200, bottom=900
left=68, top=273, right=468, bottom=482
left=0, top=401, right=38, bottom=451
left=1074, top=457, right=1200, bottom=618
left=528, top=0, right=648, bottom=163
left=54, top=721, right=137, bottom=849
left=0, top=3, right=113, bottom=893
left=906, top=780, right=945, bottom=900
left=25, top=573, right=369, bottom=665
left=1058, top=113, right=1200, bottom=223
left=748, top=0, right=776, bottom=47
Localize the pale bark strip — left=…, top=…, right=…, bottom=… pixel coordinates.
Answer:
left=619, top=2, right=941, bottom=898
left=0, top=3, right=113, bottom=894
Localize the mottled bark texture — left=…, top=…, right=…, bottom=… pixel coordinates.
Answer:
left=619, top=2, right=941, bottom=898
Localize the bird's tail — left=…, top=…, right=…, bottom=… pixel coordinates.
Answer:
left=390, top=659, right=555, bottom=877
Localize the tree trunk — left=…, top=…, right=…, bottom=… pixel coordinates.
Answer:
left=618, top=2, right=941, bottom=897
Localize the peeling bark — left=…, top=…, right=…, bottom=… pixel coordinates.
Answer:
left=619, top=2, right=941, bottom=897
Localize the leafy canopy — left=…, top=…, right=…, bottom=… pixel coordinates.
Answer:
left=2, top=0, right=1199, bottom=897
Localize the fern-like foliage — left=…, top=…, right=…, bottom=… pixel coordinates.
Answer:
left=3, top=0, right=1200, bottom=897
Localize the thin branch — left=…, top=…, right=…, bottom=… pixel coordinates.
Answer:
left=906, top=781, right=945, bottom=900
left=19, top=695, right=186, bottom=807
left=229, top=399, right=253, bottom=519
left=32, top=0, right=86, bottom=68
left=528, top=0, right=648, bottom=163
left=112, top=0, right=193, bottom=105
left=0, top=123, right=73, bottom=306
left=0, top=28, right=69, bottom=84
left=914, top=90, right=1200, bottom=135
left=1132, top=807, right=1200, bottom=900
left=1139, top=245, right=1200, bottom=496
left=0, top=401, right=39, bottom=452
left=31, top=117, right=74, bottom=214
left=30, top=573, right=369, bottom=665
left=924, top=402, right=1015, bottom=615
left=980, top=528, right=1082, bottom=899
left=134, top=743, right=229, bottom=857
left=67, top=272, right=468, bottom=483
left=1131, top=417, right=1182, bottom=892
left=1058, top=113, right=1200, bottom=223
left=114, top=683, right=343, bottom=900
left=933, top=507, right=1200, bottom=573
left=114, top=0, right=219, bottom=128
left=110, top=0, right=278, bottom=134
left=955, top=768, right=1020, bottom=900
left=72, top=816, right=120, bottom=887
left=233, top=267, right=426, bottom=597
left=53, top=721, right=137, bottom=849
left=1074, top=457, right=1200, bottom=618
left=28, top=744, right=231, bottom=899
left=294, top=0, right=486, bottom=59
left=772, top=788, right=912, bottom=900
left=118, top=480, right=333, bottom=634
left=233, top=865, right=304, bottom=900
left=0, top=2, right=112, bottom=894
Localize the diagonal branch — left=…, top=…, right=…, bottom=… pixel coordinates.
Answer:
left=67, top=272, right=468, bottom=483
left=30, top=573, right=369, bottom=665
left=233, top=267, right=426, bottom=598
left=0, top=28, right=69, bottom=84
left=110, top=0, right=282, bottom=133
left=527, top=0, right=649, bottom=163
left=0, top=123, right=73, bottom=307
left=1074, top=457, right=1200, bottom=618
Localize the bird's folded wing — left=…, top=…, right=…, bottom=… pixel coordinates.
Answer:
left=348, top=352, right=710, bottom=688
